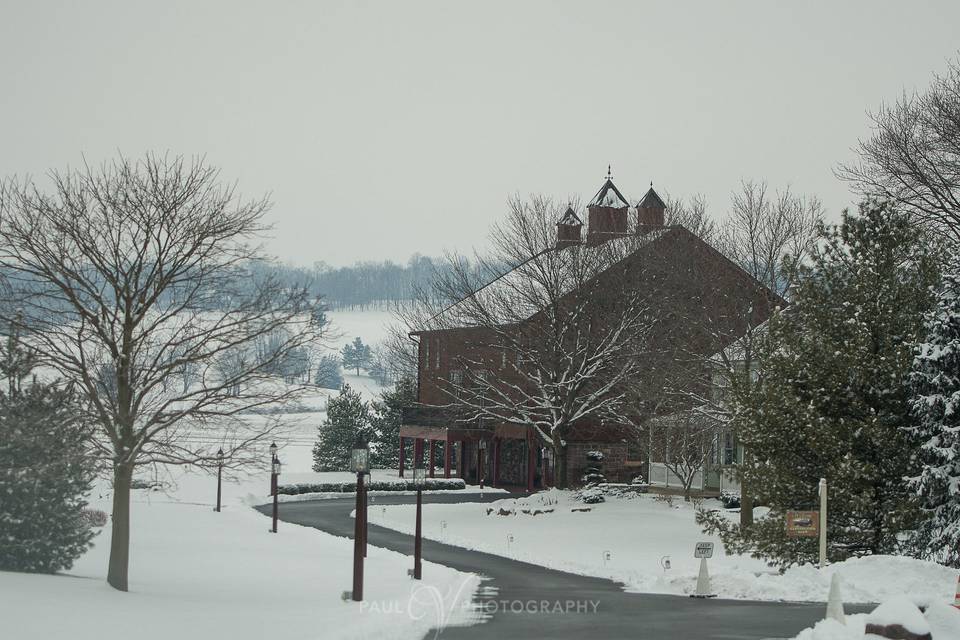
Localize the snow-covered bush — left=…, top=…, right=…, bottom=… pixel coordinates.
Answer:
left=585, top=450, right=604, bottom=462
left=576, top=487, right=606, bottom=504
left=81, top=509, right=109, bottom=528
left=720, top=490, right=741, bottom=509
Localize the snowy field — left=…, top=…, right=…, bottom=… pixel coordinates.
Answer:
left=366, top=489, right=960, bottom=605
left=0, top=468, right=483, bottom=640
left=0, top=310, right=488, bottom=640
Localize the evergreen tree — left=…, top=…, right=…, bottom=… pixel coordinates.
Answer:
left=907, top=271, right=960, bottom=567
left=314, top=355, right=344, bottom=390
left=312, top=384, right=373, bottom=471
left=341, top=337, right=371, bottom=376
left=701, top=201, right=941, bottom=567
left=0, top=324, right=95, bottom=573
left=370, top=377, right=417, bottom=468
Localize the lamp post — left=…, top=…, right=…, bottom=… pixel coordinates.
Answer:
left=413, top=466, right=425, bottom=580
left=477, top=439, right=486, bottom=489
left=350, top=439, right=370, bottom=602
left=269, top=442, right=278, bottom=497
left=215, top=447, right=224, bottom=513
left=270, top=453, right=282, bottom=533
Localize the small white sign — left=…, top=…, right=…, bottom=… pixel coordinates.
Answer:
left=694, top=542, right=714, bottom=559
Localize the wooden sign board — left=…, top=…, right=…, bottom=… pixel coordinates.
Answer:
left=694, top=542, right=714, bottom=558
left=786, top=510, right=819, bottom=537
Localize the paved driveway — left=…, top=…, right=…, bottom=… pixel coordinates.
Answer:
left=257, top=493, right=868, bottom=639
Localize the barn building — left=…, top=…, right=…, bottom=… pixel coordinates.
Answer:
left=399, top=173, right=780, bottom=491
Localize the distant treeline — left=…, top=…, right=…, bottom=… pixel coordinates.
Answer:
left=249, top=254, right=496, bottom=311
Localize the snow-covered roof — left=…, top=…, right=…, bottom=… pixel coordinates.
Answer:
left=558, top=207, right=583, bottom=226
left=588, top=178, right=630, bottom=209
left=419, top=229, right=670, bottom=331
left=638, top=186, right=666, bottom=210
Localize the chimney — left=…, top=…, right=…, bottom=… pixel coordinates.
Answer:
left=586, top=168, right=630, bottom=244
left=637, top=184, right=666, bottom=231
left=556, top=206, right=583, bottom=248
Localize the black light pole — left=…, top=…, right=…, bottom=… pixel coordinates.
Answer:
left=361, top=472, right=368, bottom=558
left=215, top=447, right=224, bottom=513
left=269, top=442, right=278, bottom=496
left=350, top=439, right=370, bottom=602
left=413, top=466, right=425, bottom=579
left=271, top=454, right=282, bottom=533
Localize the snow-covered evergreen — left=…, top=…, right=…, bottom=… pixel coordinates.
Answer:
left=369, top=377, right=416, bottom=469
left=341, top=337, right=372, bottom=376
left=311, top=384, right=373, bottom=471
left=706, top=200, right=942, bottom=567
left=314, top=355, right=344, bottom=390
left=907, top=271, right=960, bottom=567
left=0, top=327, right=95, bottom=573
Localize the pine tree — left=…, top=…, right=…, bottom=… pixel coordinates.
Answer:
left=907, top=271, right=960, bottom=567
left=341, top=337, right=371, bottom=376
left=370, top=377, right=417, bottom=468
left=314, top=355, right=344, bottom=390
left=312, top=384, right=373, bottom=471
left=0, top=324, right=95, bottom=573
left=701, top=201, right=942, bottom=567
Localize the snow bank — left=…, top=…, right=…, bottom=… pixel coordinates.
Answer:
left=367, top=490, right=959, bottom=604
left=793, top=598, right=960, bottom=639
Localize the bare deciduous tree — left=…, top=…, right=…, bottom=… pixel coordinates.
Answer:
left=652, top=410, right=721, bottom=502
left=838, top=58, right=960, bottom=248
left=404, top=195, right=660, bottom=488
left=667, top=180, right=822, bottom=525
left=0, top=155, right=325, bottom=591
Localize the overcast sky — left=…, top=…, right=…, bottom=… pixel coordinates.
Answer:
left=1, top=2, right=958, bottom=266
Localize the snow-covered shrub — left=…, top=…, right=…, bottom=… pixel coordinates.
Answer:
left=720, top=490, right=741, bottom=509
left=576, top=487, right=606, bottom=504
left=81, top=509, right=109, bottom=528
left=585, top=450, right=604, bottom=462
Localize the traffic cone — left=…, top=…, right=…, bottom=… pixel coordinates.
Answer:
left=826, top=573, right=845, bottom=623
left=953, top=574, right=960, bottom=609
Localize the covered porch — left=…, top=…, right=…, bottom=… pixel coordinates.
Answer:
left=399, top=405, right=549, bottom=492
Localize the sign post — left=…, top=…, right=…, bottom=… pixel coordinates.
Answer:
left=691, top=542, right=716, bottom=598
left=818, top=478, right=827, bottom=569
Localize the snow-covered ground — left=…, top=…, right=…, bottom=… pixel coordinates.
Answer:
left=326, top=308, right=399, bottom=350
left=0, top=468, right=483, bottom=640
left=366, top=489, right=960, bottom=605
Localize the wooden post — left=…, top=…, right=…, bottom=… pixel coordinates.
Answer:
left=819, top=478, right=828, bottom=569
left=492, top=438, right=500, bottom=487
left=443, top=440, right=451, bottom=478
left=429, top=440, right=436, bottom=478
left=398, top=437, right=405, bottom=478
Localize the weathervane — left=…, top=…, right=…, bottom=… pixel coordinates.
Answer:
left=606, top=164, right=613, bottom=180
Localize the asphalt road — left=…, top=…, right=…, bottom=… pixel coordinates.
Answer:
left=256, top=493, right=868, bottom=640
